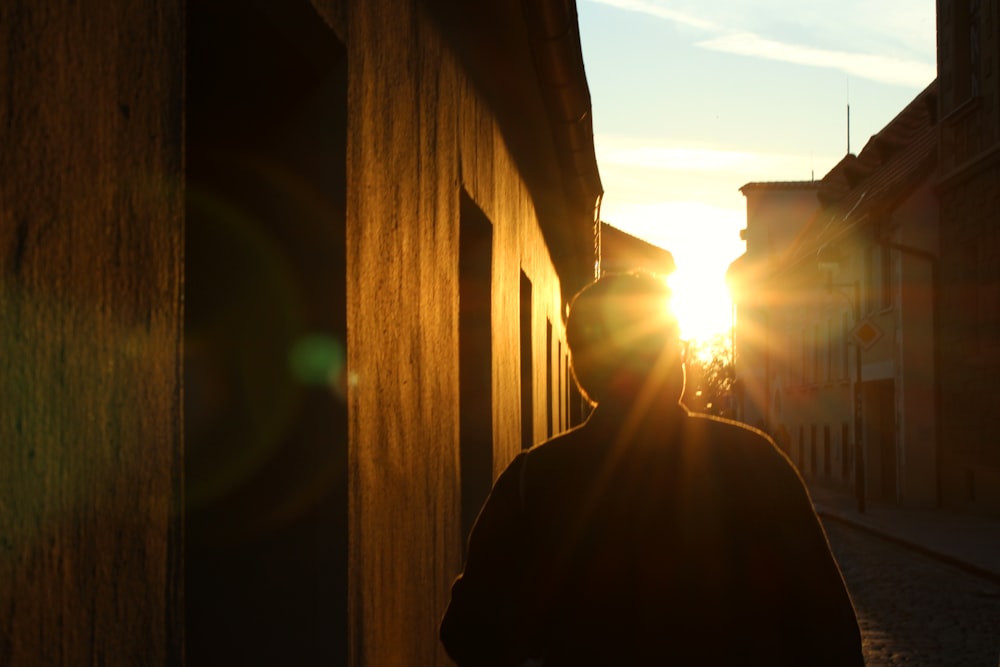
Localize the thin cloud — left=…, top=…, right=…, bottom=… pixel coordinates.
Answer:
left=700, top=32, right=935, bottom=88
left=596, top=135, right=830, bottom=176
left=584, top=0, right=934, bottom=88
left=585, top=0, right=719, bottom=31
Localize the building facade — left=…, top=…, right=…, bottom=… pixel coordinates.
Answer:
left=730, top=83, right=941, bottom=510
left=936, top=0, right=1000, bottom=513
left=1, top=1, right=601, bottom=664
left=732, top=0, right=1000, bottom=517
left=728, top=182, right=822, bottom=431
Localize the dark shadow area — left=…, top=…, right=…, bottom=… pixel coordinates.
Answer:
left=184, top=1, right=347, bottom=663
left=459, top=193, right=494, bottom=552
left=869, top=379, right=898, bottom=502
left=810, top=424, right=818, bottom=476
left=546, top=319, right=554, bottom=440
left=842, top=422, right=851, bottom=481
left=520, top=270, right=534, bottom=450
left=569, top=377, right=586, bottom=428
left=824, top=424, right=831, bottom=477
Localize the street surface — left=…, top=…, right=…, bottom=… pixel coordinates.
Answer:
left=823, top=519, right=1000, bottom=666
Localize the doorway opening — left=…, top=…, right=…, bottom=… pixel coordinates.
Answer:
left=459, top=192, right=494, bottom=550
left=184, top=2, right=347, bottom=663
left=520, top=270, right=534, bottom=450
left=867, top=379, right=898, bottom=502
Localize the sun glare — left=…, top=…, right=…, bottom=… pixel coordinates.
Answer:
left=667, top=267, right=734, bottom=343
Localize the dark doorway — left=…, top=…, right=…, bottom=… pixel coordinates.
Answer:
left=870, top=379, right=898, bottom=502
left=520, top=270, right=534, bottom=450
left=569, top=373, right=586, bottom=428
left=558, top=341, right=566, bottom=432
left=841, top=422, right=850, bottom=481
left=809, top=424, right=817, bottom=476
left=459, top=193, right=494, bottom=550
left=797, top=425, right=804, bottom=472
left=546, top=319, right=554, bottom=439
left=823, top=424, right=831, bottom=477
left=184, top=1, right=347, bottom=663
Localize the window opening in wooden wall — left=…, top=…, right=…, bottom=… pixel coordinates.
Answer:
left=546, top=319, right=554, bottom=440
left=520, top=270, right=534, bottom=450
left=459, top=192, right=495, bottom=555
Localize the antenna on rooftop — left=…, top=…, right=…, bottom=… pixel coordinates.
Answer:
left=846, top=78, right=851, bottom=155
left=847, top=103, right=851, bottom=154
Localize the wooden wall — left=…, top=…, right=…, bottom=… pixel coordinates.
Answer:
left=0, top=2, right=185, bottom=664
left=344, top=1, right=572, bottom=663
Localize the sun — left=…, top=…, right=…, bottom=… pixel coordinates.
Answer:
left=667, top=266, right=734, bottom=343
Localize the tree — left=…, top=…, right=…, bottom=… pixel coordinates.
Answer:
left=683, top=333, right=734, bottom=417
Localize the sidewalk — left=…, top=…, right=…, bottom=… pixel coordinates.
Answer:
left=807, top=482, right=1000, bottom=585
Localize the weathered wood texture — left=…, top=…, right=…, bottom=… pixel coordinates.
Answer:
left=0, top=1, right=184, bottom=665
left=346, top=1, right=572, bottom=664
left=0, top=0, right=580, bottom=663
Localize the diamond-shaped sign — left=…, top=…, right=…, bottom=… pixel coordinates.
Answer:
left=851, top=319, right=883, bottom=350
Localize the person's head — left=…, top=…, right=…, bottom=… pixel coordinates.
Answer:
left=566, top=271, right=684, bottom=406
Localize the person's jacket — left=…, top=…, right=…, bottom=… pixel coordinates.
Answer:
left=440, top=401, right=864, bottom=666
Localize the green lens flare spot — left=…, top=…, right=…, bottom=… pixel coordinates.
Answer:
left=289, top=335, right=345, bottom=386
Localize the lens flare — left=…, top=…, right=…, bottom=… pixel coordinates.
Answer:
left=289, top=334, right=348, bottom=399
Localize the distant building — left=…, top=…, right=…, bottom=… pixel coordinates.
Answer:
left=727, top=181, right=822, bottom=429
left=732, top=0, right=1000, bottom=518
left=599, top=221, right=676, bottom=278
left=730, top=82, right=940, bottom=509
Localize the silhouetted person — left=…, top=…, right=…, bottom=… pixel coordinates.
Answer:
left=440, top=272, right=863, bottom=666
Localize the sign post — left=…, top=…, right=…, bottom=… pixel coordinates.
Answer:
left=848, top=304, right=881, bottom=513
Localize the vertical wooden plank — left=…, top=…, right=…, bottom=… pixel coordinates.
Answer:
left=0, top=2, right=184, bottom=664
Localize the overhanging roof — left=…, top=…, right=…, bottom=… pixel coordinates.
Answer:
left=421, top=0, right=604, bottom=298
left=747, top=80, right=939, bottom=281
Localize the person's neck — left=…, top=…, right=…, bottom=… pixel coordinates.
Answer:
left=595, top=392, right=687, bottom=425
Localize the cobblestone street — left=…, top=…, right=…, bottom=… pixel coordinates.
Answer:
left=823, top=519, right=1000, bottom=666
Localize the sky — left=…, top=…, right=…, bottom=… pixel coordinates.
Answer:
left=576, top=0, right=937, bottom=340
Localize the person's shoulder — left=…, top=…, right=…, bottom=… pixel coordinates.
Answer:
left=683, top=412, right=791, bottom=461
left=683, top=412, right=772, bottom=442
left=520, top=418, right=603, bottom=478
left=525, top=420, right=592, bottom=457
left=682, top=414, right=808, bottom=497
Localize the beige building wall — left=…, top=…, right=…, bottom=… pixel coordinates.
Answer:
left=770, top=174, right=940, bottom=509
left=733, top=183, right=821, bottom=432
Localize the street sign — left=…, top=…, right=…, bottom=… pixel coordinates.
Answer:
left=851, top=318, right=883, bottom=350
